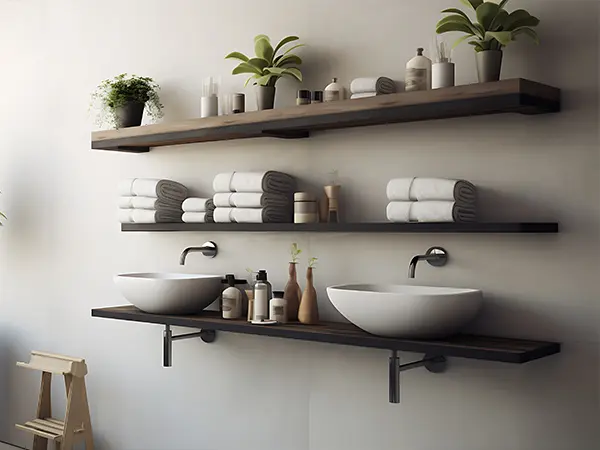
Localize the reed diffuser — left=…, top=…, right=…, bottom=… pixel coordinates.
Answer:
left=431, top=37, right=455, bottom=89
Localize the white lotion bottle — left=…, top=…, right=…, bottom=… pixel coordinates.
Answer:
left=270, top=291, right=288, bottom=324
left=405, top=48, right=432, bottom=92
left=324, top=78, right=345, bottom=102
left=253, top=277, right=269, bottom=322
left=221, top=275, right=244, bottom=320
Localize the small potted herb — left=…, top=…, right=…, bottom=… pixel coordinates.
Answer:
left=225, top=35, right=304, bottom=110
left=436, top=0, right=540, bottom=82
left=298, top=257, right=319, bottom=325
left=91, top=73, right=164, bottom=128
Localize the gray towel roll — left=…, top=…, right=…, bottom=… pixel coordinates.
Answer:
left=350, top=77, right=397, bottom=95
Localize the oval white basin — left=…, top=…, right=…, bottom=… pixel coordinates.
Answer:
left=114, top=273, right=224, bottom=315
left=327, top=284, right=482, bottom=339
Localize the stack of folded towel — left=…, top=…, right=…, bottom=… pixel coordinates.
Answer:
left=118, top=178, right=188, bottom=223
left=386, top=178, right=477, bottom=223
left=350, top=77, right=397, bottom=99
left=209, top=171, right=296, bottom=223
left=181, top=197, right=214, bottom=223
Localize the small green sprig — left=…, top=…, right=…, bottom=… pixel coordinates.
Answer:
left=308, top=257, right=318, bottom=268
left=290, top=243, right=302, bottom=263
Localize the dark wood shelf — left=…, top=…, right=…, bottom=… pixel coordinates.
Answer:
left=92, top=79, right=560, bottom=153
left=92, top=306, right=560, bottom=364
left=121, top=222, right=559, bottom=234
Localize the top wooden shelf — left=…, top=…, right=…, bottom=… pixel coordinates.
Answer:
left=91, top=79, right=560, bottom=153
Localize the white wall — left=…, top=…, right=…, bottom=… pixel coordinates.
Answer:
left=0, top=0, right=598, bottom=449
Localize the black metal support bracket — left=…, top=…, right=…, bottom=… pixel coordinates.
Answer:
left=389, top=350, right=447, bottom=403
left=262, top=130, right=310, bottom=139
left=163, top=325, right=216, bottom=367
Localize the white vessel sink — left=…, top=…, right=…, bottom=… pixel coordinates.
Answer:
left=114, top=273, right=224, bottom=315
left=327, top=284, right=482, bottom=339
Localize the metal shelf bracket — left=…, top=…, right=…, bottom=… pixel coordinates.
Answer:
left=163, top=325, right=216, bottom=367
left=389, top=350, right=448, bottom=403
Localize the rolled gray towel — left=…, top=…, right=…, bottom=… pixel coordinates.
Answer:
left=213, top=192, right=292, bottom=209
left=118, top=178, right=189, bottom=204
left=386, top=201, right=477, bottom=223
left=205, top=202, right=216, bottom=223
left=386, top=178, right=477, bottom=205
left=350, top=77, right=397, bottom=95
left=213, top=171, right=296, bottom=195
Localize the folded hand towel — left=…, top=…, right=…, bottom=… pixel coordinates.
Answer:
left=182, top=198, right=213, bottom=213
left=350, top=93, right=378, bottom=100
left=386, top=178, right=477, bottom=204
left=182, top=212, right=207, bottom=223
left=118, top=178, right=188, bottom=203
left=386, top=201, right=477, bottom=223
left=118, top=196, right=182, bottom=213
left=213, top=171, right=296, bottom=195
left=213, top=192, right=291, bottom=209
left=213, top=207, right=292, bottom=223
left=118, top=209, right=183, bottom=224
left=350, top=77, right=396, bottom=95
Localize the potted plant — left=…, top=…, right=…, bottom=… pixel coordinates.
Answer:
left=91, top=73, right=164, bottom=128
left=225, top=34, right=303, bottom=110
left=298, top=257, right=319, bottom=325
left=284, top=243, right=303, bottom=321
left=436, top=0, right=540, bottom=83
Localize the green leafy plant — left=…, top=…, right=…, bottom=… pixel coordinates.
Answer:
left=308, top=257, right=318, bottom=269
left=290, top=243, right=302, bottom=264
left=436, top=0, right=540, bottom=52
left=225, top=35, right=304, bottom=87
left=91, top=73, right=164, bottom=127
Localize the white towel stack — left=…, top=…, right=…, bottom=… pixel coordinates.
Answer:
left=118, top=178, right=188, bottom=224
left=350, top=77, right=397, bottom=100
left=210, top=172, right=295, bottom=223
left=386, top=178, right=478, bottom=223
left=182, top=198, right=212, bottom=223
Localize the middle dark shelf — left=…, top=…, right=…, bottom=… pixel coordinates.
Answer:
left=120, top=222, right=559, bottom=233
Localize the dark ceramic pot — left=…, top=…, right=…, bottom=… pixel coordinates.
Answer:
left=115, top=101, right=145, bottom=128
left=256, top=86, right=276, bottom=110
left=476, top=50, right=503, bottom=83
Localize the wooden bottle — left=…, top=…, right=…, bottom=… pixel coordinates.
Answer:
left=284, top=262, right=302, bottom=321
left=298, top=267, right=319, bottom=325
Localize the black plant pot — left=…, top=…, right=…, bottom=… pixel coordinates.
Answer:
left=115, top=101, right=145, bottom=128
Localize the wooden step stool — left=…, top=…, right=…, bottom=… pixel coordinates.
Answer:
left=15, top=351, right=94, bottom=450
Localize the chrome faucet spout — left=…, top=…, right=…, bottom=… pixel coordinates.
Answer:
left=408, top=247, right=448, bottom=279
left=179, top=241, right=218, bottom=265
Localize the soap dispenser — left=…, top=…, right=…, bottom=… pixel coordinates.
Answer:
left=406, top=48, right=432, bottom=92
left=256, top=270, right=273, bottom=300
left=221, top=274, right=247, bottom=320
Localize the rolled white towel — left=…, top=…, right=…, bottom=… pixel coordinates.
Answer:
left=118, top=196, right=182, bottom=212
left=386, top=201, right=477, bottom=223
left=182, top=198, right=212, bottom=213
left=118, top=178, right=188, bottom=203
left=350, top=77, right=396, bottom=95
left=386, top=178, right=477, bottom=204
left=182, top=212, right=207, bottom=223
left=212, top=171, right=295, bottom=194
left=214, top=208, right=235, bottom=223
left=213, top=192, right=291, bottom=209
left=350, top=93, right=377, bottom=100
left=212, top=207, right=291, bottom=223
left=118, top=209, right=183, bottom=224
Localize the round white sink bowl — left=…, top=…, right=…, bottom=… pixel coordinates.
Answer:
left=327, top=284, right=483, bottom=339
left=114, top=273, right=224, bottom=315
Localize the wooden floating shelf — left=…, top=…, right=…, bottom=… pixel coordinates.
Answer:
left=120, top=222, right=559, bottom=234
left=92, top=306, right=560, bottom=364
left=92, top=79, right=561, bottom=153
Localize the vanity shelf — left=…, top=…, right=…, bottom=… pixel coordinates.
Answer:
left=92, top=79, right=560, bottom=153
left=92, top=306, right=560, bottom=364
left=120, top=222, right=559, bottom=233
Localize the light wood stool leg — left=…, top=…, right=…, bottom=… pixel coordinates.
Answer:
left=33, top=371, right=52, bottom=450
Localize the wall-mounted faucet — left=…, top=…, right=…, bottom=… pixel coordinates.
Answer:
left=179, top=241, right=219, bottom=265
left=408, top=247, right=448, bottom=278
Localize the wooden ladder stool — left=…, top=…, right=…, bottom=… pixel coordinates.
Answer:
left=15, top=351, right=94, bottom=450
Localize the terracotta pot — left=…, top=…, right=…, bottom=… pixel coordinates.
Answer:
left=114, top=101, right=145, bottom=128
left=284, top=262, right=302, bottom=321
left=256, top=85, right=276, bottom=110
left=298, top=267, right=319, bottom=325
left=476, top=50, right=503, bottom=83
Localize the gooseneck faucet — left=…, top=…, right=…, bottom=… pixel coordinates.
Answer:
left=408, top=247, right=448, bottom=279
left=179, top=241, right=219, bottom=265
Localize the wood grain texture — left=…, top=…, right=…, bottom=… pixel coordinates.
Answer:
left=120, top=222, right=559, bottom=234
left=91, top=306, right=561, bottom=364
left=91, top=79, right=561, bottom=152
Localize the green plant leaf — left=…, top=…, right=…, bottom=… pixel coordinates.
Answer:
left=512, top=27, right=540, bottom=44
left=264, top=67, right=286, bottom=75
left=436, top=19, right=476, bottom=36
left=283, top=67, right=302, bottom=82
left=273, top=35, right=299, bottom=56
left=453, top=34, right=473, bottom=48
left=490, top=9, right=508, bottom=31
left=441, top=8, right=473, bottom=22
left=255, top=38, right=274, bottom=64
left=503, top=10, right=540, bottom=31
left=224, top=51, right=249, bottom=62
left=282, top=43, right=305, bottom=56
left=244, top=76, right=256, bottom=87
left=485, top=31, right=512, bottom=46
left=254, top=34, right=270, bottom=43
left=275, top=55, right=302, bottom=67
left=232, top=62, right=263, bottom=76
left=476, top=2, right=501, bottom=30
left=437, top=14, right=480, bottom=36
left=255, top=74, right=279, bottom=86
left=247, top=57, right=269, bottom=71
left=498, top=0, right=510, bottom=9
left=460, top=0, right=483, bottom=10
